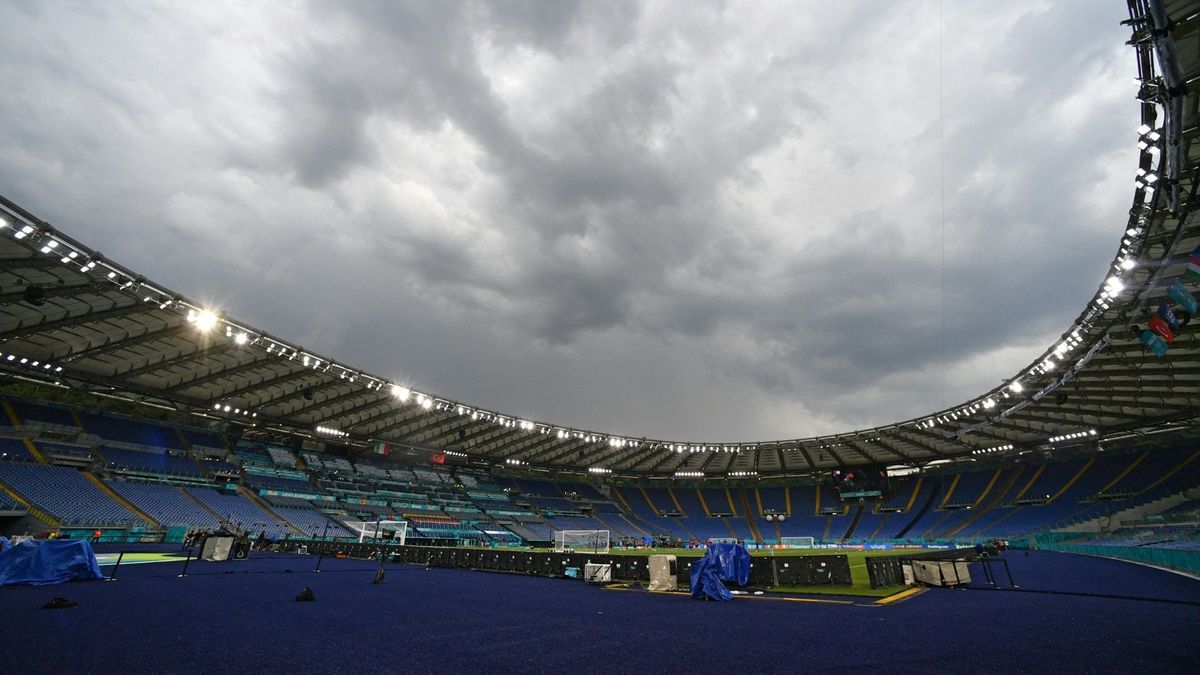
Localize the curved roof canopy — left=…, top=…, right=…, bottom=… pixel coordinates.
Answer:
left=1, top=1, right=1198, bottom=478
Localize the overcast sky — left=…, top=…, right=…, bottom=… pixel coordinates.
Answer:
left=0, top=1, right=1134, bottom=442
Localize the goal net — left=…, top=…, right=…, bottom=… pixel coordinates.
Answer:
left=347, top=520, right=407, bottom=545
left=781, top=536, right=815, bottom=548
left=554, top=529, right=609, bottom=554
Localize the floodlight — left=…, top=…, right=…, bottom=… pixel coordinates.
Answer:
left=390, top=385, right=410, bottom=401
left=234, top=332, right=248, bottom=345
left=193, top=309, right=219, bottom=332
left=1009, top=382, right=1023, bottom=393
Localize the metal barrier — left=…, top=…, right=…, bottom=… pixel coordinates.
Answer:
left=866, top=552, right=1017, bottom=589
left=287, top=540, right=853, bottom=587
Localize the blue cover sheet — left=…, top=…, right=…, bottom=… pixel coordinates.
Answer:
left=690, top=542, right=751, bottom=601
left=0, top=539, right=104, bottom=586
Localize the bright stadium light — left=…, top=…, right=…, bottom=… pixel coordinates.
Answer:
left=191, top=309, right=219, bottom=333
left=1009, top=382, right=1024, bottom=393
left=1120, top=258, right=1136, bottom=270
left=234, top=332, right=248, bottom=345
left=391, top=385, right=410, bottom=401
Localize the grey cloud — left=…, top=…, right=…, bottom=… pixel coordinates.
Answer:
left=0, top=0, right=1137, bottom=439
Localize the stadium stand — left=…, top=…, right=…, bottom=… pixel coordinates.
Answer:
left=5, top=398, right=78, bottom=429
left=0, top=463, right=145, bottom=526
left=0, top=391, right=1196, bottom=551
left=106, top=480, right=222, bottom=529
left=100, top=446, right=205, bottom=479
left=0, top=437, right=35, bottom=462
left=182, top=487, right=295, bottom=538
left=77, top=411, right=185, bottom=450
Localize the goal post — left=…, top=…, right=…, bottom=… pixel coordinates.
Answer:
left=780, top=536, right=815, bottom=549
left=347, top=520, right=407, bottom=545
left=554, top=529, right=609, bottom=554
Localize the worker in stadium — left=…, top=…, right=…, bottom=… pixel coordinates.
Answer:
left=91, top=528, right=101, bottom=543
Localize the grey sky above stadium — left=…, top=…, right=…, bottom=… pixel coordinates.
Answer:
left=0, top=1, right=1133, bottom=443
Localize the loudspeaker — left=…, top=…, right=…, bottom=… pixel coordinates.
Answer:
left=22, top=286, right=46, bottom=307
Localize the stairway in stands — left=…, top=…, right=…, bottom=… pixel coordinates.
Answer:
left=841, top=505, right=864, bottom=540
left=944, top=467, right=1025, bottom=538
left=82, top=471, right=161, bottom=527
left=894, top=479, right=941, bottom=538
left=738, top=489, right=763, bottom=542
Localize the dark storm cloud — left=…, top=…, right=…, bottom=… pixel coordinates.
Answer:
left=0, top=0, right=1136, bottom=439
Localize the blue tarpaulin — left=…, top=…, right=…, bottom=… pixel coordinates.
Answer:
left=0, top=539, right=104, bottom=586
left=690, top=542, right=751, bottom=601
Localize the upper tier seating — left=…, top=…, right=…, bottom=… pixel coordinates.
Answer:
left=78, top=412, right=185, bottom=450
left=34, top=441, right=94, bottom=460
left=0, top=437, right=34, bottom=462
left=101, top=447, right=204, bottom=477
left=6, top=399, right=77, bottom=428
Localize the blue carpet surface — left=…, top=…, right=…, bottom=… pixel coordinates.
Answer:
left=0, top=550, right=1196, bottom=673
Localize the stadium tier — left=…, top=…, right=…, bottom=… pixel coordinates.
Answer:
left=77, top=411, right=185, bottom=450
left=0, top=462, right=145, bottom=526
left=99, top=447, right=205, bottom=479
left=0, top=437, right=34, bottom=462
left=106, top=480, right=223, bottom=530
left=4, top=399, right=78, bottom=429
left=0, top=394, right=1196, bottom=552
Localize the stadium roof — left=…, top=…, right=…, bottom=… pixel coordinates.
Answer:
left=1, top=0, right=1198, bottom=479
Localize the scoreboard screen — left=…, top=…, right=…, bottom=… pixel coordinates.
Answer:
left=832, top=467, right=889, bottom=500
